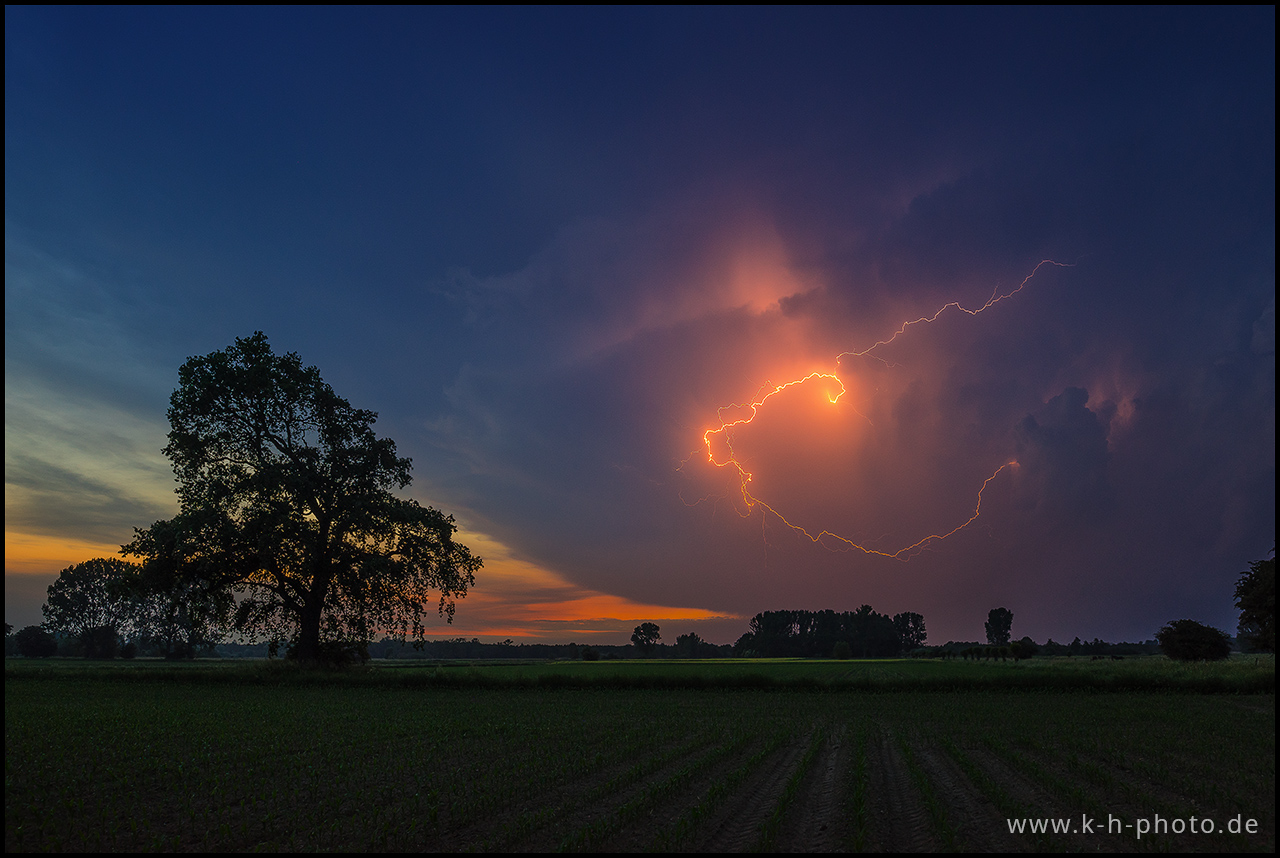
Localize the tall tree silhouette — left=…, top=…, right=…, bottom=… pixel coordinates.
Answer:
left=125, top=333, right=481, bottom=663
left=985, top=607, right=1013, bottom=646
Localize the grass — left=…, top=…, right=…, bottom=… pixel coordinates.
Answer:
left=7, top=652, right=1274, bottom=692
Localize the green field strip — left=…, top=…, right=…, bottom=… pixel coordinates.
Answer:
left=9, top=653, right=1273, bottom=693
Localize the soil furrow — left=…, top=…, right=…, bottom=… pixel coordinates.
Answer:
left=773, top=727, right=847, bottom=852
left=684, top=733, right=811, bottom=852
left=911, top=742, right=1021, bottom=852
left=964, top=742, right=1138, bottom=853
left=866, top=728, right=939, bottom=852
left=592, top=733, right=765, bottom=852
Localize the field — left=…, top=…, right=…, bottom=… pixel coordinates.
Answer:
left=5, top=657, right=1274, bottom=852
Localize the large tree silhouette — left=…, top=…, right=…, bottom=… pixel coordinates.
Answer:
left=125, top=333, right=481, bottom=663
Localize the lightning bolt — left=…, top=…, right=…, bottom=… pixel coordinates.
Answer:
left=690, top=259, right=1071, bottom=559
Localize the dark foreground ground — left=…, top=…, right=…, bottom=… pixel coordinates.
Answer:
left=5, top=657, right=1274, bottom=852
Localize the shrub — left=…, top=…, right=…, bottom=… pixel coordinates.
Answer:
left=284, top=639, right=369, bottom=667
left=581, top=647, right=600, bottom=661
left=82, top=625, right=119, bottom=659
left=1010, top=637, right=1039, bottom=660
left=1156, top=620, right=1231, bottom=661
left=832, top=641, right=852, bottom=659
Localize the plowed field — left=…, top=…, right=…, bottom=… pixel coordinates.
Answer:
left=6, top=673, right=1274, bottom=852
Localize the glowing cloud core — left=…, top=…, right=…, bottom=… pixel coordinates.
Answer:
left=690, top=260, right=1072, bottom=559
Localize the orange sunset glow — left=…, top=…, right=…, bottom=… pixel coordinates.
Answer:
left=431, top=531, right=730, bottom=641
left=4, top=532, right=130, bottom=577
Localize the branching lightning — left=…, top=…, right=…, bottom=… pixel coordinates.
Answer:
left=691, top=259, right=1071, bottom=559
left=836, top=259, right=1070, bottom=365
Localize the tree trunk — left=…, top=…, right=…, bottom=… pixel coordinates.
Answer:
left=295, top=599, right=324, bottom=664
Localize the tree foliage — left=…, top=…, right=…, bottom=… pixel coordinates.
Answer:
left=123, top=333, right=482, bottom=663
left=675, top=631, right=701, bottom=658
left=631, top=622, right=661, bottom=654
left=674, top=631, right=721, bottom=658
left=42, top=558, right=142, bottom=656
left=734, top=607, right=908, bottom=658
left=1010, top=636, right=1039, bottom=660
left=124, top=518, right=239, bottom=658
left=1234, top=552, right=1275, bottom=653
left=1156, top=619, right=1231, bottom=661
left=15, top=625, right=57, bottom=658
left=985, top=607, right=1014, bottom=646
left=893, top=611, right=927, bottom=650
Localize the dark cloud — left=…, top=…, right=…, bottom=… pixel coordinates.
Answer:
left=1014, top=388, right=1115, bottom=523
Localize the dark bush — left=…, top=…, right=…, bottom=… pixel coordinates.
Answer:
left=284, top=639, right=369, bottom=667
left=832, top=641, right=852, bottom=659
left=1010, top=636, right=1039, bottom=660
left=15, top=625, right=57, bottom=658
left=82, top=625, right=119, bottom=659
left=581, top=647, right=599, bottom=661
left=1156, top=620, right=1231, bottom=661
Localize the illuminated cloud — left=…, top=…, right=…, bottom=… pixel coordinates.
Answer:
left=439, top=202, right=819, bottom=364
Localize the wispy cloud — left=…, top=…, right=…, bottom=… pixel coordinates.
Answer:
left=5, top=229, right=177, bottom=547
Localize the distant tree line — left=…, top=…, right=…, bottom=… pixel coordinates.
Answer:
left=909, top=638, right=1161, bottom=659
left=1036, top=637, right=1161, bottom=657
left=731, top=607, right=927, bottom=658
left=363, top=635, right=735, bottom=660
left=208, top=636, right=739, bottom=660
left=11, top=549, right=1272, bottom=664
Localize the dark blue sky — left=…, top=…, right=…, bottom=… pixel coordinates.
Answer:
left=6, top=7, right=1274, bottom=643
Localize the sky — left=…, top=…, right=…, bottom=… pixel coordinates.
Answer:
left=5, top=7, right=1275, bottom=646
